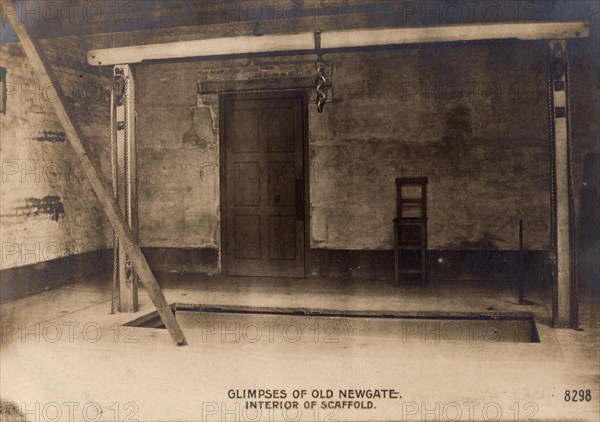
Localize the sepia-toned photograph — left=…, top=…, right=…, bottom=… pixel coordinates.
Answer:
left=0, top=1, right=598, bottom=421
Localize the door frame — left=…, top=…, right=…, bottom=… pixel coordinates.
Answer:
left=218, top=90, right=310, bottom=277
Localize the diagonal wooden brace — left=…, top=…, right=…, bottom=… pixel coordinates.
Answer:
left=3, top=8, right=187, bottom=346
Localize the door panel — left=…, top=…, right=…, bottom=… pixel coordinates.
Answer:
left=234, top=215, right=261, bottom=260
left=268, top=162, right=296, bottom=206
left=234, top=162, right=260, bottom=206
left=223, top=93, right=305, bottom=277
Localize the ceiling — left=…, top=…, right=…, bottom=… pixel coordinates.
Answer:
left=1, top=0, right=598, bottom=43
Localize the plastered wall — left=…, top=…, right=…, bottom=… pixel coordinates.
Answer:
left=0, top=39, right=112, bottom=270
left=136, top=40, right=598, bottom=254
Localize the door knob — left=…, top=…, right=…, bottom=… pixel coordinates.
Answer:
left=274, top=194, right=281, bottom=203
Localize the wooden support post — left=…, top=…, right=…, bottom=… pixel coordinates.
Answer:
left=4, top=8, right=187, bottom=345
left=114, top=65, right=139, bottom=313
left=549, top=40, right=573, bottom=328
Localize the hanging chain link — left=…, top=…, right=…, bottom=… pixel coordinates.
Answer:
left=123, top=76, right=134, bottom=285
left=124, top=77, right=131, bottom=226
left=315, top=58, right=327, bottom=113
left=314, top=31, right=327, bottom=113
left=109, top=77, right=120, bottom=314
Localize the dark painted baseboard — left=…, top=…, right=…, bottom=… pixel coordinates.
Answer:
left=0, top=246, right=552, bottom=303
left=142, top=247, right=219, bottom=275
left=0, top=249, right=111, bottom=304
left=141, top=247, right=548, bottom=283
left=310, top=249, right=395, bottom=280
left=310, top=249, right=550, bottom=282
left=428, top=250, right=550, bottom=281
left=0, top=247, right=220, bottom=303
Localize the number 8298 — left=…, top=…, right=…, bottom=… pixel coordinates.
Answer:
left=564, top=390, right=592, bottom=402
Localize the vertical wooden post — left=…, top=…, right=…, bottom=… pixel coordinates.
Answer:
left=549, top=40, right=573, bottom=328
left=3, top=7, right=187, bottom=345
left=115, top=65, right=139, bottom=313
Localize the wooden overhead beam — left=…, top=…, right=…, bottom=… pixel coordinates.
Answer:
left=88, top=20, right=588, bottom=66
left=3, top=6, right=187, bottom=346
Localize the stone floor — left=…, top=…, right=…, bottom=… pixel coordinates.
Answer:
left=1, top=275, right=598, bottom=421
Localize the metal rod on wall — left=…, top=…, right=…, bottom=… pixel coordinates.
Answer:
left=519, top=220, right=525, bottom=304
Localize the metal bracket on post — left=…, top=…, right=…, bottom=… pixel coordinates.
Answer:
left=113, top=64, right=139, bottom=313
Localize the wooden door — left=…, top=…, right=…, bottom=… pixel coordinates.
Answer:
left=222, top=92, right=306, bottom=277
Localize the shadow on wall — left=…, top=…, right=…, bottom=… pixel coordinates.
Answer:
left=579, top=153, right=600, bottom=288
left=454, top=232, right=500, bottom=250
left=182, top=105, right=216, bottom=149
left=13, top=196, right=65, bottom=221
left=442, top=103, right=473, bottom=144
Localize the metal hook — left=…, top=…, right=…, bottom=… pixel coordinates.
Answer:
left=314, top=30, right=327, bottom=113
